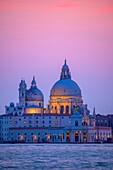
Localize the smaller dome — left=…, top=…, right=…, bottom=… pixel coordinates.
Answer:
left=26, top=87, right=43, bottom=101
left=10, top=102, right=14, bottom=107
left=25, top=77, right=44, bottom=101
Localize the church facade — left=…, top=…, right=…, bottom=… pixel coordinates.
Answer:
left=0, top=60, right=112, bottom=143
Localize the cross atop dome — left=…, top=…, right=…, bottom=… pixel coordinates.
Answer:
left=31, top=76, right=37, bottom=87
left=60, top=59, right=71, bottom=79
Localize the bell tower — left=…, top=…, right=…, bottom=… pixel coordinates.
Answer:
left=19, top=79, right=27, bottom=107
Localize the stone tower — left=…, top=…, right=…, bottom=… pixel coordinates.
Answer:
left=19, top=79, right=27, bottom=107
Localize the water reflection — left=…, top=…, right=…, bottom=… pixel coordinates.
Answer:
left=0, top=144, right=113, bottom=170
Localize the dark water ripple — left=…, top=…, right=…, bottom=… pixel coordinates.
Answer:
left=0, top=144, right=113, bottom=170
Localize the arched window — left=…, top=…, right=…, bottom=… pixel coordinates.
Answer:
left=66, top=105, right=69, bottom=114
left=60, top=105, right=64, bottom=114
left=55, top=106, right=57, bottom=110
left=82, top=121, right=88, bottom=126
left=75, top=121, right=78, bottom=126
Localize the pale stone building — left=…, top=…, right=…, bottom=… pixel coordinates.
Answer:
left=0, top=60, right=112, bottom=143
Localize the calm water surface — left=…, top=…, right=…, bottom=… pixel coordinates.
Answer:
left=0, top=144, right=113, bottom=170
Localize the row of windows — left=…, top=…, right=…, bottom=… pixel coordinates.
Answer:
left=11, top=133, right=41, bottom=136
left=97, top=119, right=107, bottom=123
left=95, top=132, right=111, bottom=136
left=51, top=105, right=77, bottom=112
left=1, top=120, right=87, bottom=128
left=51, top=105, right=70, bottom=114
left=11, top=120, right=53, bottom=125
left=10, top=116, right=64, bottom=121
left=0, top=133, right=8, bottom=136
left=9, top=117, right=65, bottom=123
left=1, top=128, right=9, bottom=131
left=0, top=121, right=8, bottom=124
left=96, top=123, right=108, bottom=126
left=10, top=133, right=65, bottom=137
left=0, top=138, right=9, bottom=141
left=1, top=117, right=8, bottom=119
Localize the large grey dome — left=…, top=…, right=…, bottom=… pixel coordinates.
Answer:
left=50, top=60, right=81, bottom=97
left=50, top=79, right=81, bottom=96
left=25, top=77, right=44, bottom=101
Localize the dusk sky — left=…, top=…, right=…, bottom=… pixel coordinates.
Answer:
left=0, top=0, right=113, bottom=114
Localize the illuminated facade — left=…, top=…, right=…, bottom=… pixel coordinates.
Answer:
left=49, top=60, right=83, bottom=115
left=0, top=60, right=112, bottom=143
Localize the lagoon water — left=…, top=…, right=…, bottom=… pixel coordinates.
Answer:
left=0, top=144, right=113, bottom=170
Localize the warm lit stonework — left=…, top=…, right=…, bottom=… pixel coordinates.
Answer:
left=49, top=60, right=83, bottom=115
left=0, top=60, right=113, bottom=143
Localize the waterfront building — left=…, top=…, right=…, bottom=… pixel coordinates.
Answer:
left=0, top=60, right=112, bottom=143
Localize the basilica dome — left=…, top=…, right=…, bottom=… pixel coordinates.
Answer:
left=51, top=79, right=81, bottom=96
left=25, top=77, right=44, bottom=101
left=50, top=60, right=81, bottom=97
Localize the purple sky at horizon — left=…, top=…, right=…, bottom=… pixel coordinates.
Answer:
left=0, top=0, right=113, bottom=114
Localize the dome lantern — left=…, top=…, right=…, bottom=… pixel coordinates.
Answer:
left=60, top=59, right=71, bottom=80
left=31, top=76, right=36, bottom=87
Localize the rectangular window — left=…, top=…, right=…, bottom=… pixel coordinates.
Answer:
left=24, top=121, right=26, bottom=124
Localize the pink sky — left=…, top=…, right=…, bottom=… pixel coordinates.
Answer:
left=0, top=0, right=113, bottom=114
